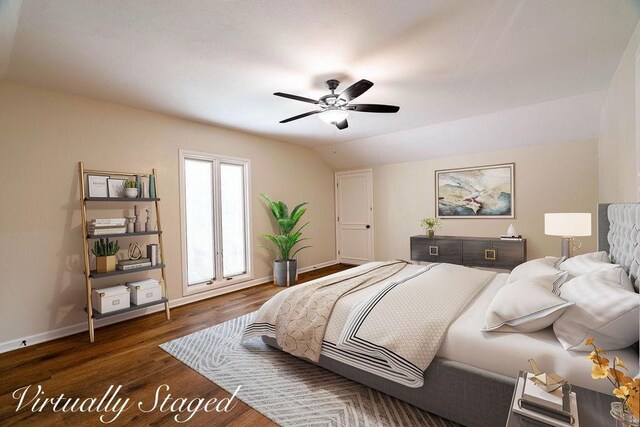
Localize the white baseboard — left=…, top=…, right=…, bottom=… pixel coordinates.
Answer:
left=0, top=259, right=338, bottom=354
left=298, top=259, right=339, bottom=273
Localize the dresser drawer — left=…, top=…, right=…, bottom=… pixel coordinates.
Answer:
left=411, top=237, right=461, bottom=264
left=462, top=240, right=493, bottom=267
left=491, top=241, right=526, bottom=270
left=411, top=237, right=437, bottom=262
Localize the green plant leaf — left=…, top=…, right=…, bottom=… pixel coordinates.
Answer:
left=261, top=194, right=284, bottom=221
left=291, top=246, right=312, bottom=258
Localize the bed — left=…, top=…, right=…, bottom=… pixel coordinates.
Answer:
left=247, top=203, right=640, bottom=427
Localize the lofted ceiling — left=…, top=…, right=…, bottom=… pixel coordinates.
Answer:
left=1, top=0, right=639, bottom=165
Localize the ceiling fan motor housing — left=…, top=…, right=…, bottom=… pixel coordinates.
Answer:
left=325, top=79, right=340, bottom=92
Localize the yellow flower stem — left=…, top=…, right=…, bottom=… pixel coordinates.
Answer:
left=592, top=344, right=619, bottom=389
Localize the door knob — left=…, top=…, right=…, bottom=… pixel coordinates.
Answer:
left=366, top=225, right=371, bottom=229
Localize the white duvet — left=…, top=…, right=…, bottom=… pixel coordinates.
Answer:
left=243, top=262, right=496, bottom=387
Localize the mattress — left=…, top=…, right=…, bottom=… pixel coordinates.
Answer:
left=437, top=272, right=639, bottom=394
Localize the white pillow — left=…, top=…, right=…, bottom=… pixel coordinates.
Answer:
left=555, top=266, right=634, bottom=292
left=484, top=275, right=573, bottom=333
left=558, top=251, right=615, bottom=277
left=507, top=257, right=568, bottom=287
left=553, top=268, right=640, bottom=351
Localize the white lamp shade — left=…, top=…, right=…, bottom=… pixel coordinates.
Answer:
left=544, top=213, right=592, bottom=237
left=319, top=109, right=349, bottom=124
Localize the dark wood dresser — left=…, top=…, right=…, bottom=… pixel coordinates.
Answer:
left=410, top=235, right=527, bottom=270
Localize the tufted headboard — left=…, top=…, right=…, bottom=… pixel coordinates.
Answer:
left=598, top=203, right=640, bottom=291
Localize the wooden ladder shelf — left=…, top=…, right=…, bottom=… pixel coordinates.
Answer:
left=78, top=162, right=170, bottom=342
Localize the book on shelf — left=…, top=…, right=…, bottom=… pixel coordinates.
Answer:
left=89, top=228, right=127, bottom=235
left=512, top=372, right=578, bottom=426
left=116, top=261, right=152, bottom=270
left=88, top=224, right=127, bottom=230
left=118, top=258, right=150, bottom=266
left=89, top=218, right=127, bottom=226
left=500, top=235, right=523, bottom=241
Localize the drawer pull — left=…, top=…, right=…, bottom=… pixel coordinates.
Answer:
left=484, top=249, right=497, bottom=261
left=429, top=246, right=439, bottom=256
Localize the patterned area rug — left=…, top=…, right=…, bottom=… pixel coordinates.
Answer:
left=160, top=313, right=458, bottom=427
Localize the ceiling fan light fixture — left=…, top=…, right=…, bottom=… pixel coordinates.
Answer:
left=275, top=79, right=398, bottom=129
left=319, top=109, right=349, bottom=125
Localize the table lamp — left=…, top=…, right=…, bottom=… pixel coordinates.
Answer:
left=544, top=213, right=592, bottom=258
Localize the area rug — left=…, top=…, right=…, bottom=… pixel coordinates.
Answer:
left=160, top=313, right=458, bottom=427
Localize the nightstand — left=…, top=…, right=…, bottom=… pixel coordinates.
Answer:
left=506, top=371, right=618, bottom=427
left=506, top=371, right=574, bottom=427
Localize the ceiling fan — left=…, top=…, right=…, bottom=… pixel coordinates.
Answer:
left=274, top=79, right=400, bottom=130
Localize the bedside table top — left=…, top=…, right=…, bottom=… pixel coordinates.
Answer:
left=506, top=371, right=619, bottom=427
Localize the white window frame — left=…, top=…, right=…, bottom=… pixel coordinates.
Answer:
left=179, top=149, right=252, bottom=296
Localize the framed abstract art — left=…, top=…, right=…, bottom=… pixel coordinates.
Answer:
left=435, top=163, right=515, bottom=218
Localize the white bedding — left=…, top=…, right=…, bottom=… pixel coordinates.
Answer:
left=249, top=262, right=638, bottom=394
left=437, top=272, right=640, bottom=394
left=245, top=261, right=496, bottom=387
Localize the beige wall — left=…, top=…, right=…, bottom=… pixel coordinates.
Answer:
left=373, top=139, right=599, bottom=262
left=599, top=21, right=640, bottom=203
left=0, top=81, right=336, bottom=344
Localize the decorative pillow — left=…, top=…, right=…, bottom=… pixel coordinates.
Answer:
left=484, top=275, right=573, bottom=333
left=558, top=251, right=615, bottom=277
left=555, top=266, right=633, bottom=292
left=553, top=268, right=640, bottom=351
left=507, top=257, right=568, bottom=287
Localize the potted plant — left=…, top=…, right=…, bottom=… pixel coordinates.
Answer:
left=420, top=217, right=442, bottom=238
left=92, top=238, right=120, bottom=273
left=123, top=179, right=138, bottom=198
left=260, top=194, right=310, bottom=287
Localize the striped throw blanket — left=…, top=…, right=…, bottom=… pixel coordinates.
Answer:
left=243, top=262, right=495, bottom=387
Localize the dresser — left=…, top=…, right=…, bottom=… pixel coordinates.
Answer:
left=410, top=235, right=527, bottom=270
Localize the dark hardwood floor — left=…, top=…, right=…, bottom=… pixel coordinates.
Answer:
left=0, top=264, right=352, bottom=426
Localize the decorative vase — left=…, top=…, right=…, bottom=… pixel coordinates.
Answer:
left=273, top=259, right=297, bottom=287
left=126, top=216, right=135, bottom=233
left=428, top=229, right=435, bottom=238
left=96, top=255, right=116, bottom=273
left=611, top=402, right=640, bottom=426
left=124, top=188, right=138, bottom=198
left=149, top=175, right=156, bottom=198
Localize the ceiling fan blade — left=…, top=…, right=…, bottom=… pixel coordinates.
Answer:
left=347, top=104, right=400, bottom=113
left=274, top=92, right=318, bottom=104
left=335, top=119, right=348, bottom=130
left=279, top=110, right=322, bottom=123
left=337, top=79, right=373, bottom=102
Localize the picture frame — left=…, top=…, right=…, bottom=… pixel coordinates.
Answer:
left=435, top=163, right=515, bottom=218
left=87, top=175, right=109, bottom=198
left=107, top=178, right=126, bottom=198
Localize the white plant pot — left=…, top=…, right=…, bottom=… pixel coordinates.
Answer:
left=124, top=188, right=138, bottom=198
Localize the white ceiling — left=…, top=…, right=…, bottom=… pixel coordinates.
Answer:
left=1, top=0, right=639, bottom=164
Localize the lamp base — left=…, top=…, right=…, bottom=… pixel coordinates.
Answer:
left=561, top=237, right=572, bottom=258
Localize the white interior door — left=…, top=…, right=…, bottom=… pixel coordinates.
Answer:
left=335, top=169, right=373, bottom=265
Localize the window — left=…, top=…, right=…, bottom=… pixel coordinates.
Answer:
left=180, top=150, right=251, bottom=295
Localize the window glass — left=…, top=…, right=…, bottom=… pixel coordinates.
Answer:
left=184, top=159, right=215, bottom=285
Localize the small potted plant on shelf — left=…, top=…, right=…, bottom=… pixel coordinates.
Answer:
left=123, top=179, right=138, bottom=198
left=586, top=338, right=640, bottom=425
left=92, top=238, right=120, bottom=273
left=260, top=194, right=310, bottom=287
left=420, top=217, right=442, bottom=238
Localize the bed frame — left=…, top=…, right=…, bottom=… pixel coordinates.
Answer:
left=264, top=203, right=639, bottom=427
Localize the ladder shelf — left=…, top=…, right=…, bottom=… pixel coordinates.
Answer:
left=78, top=162, right=171, bottom=342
